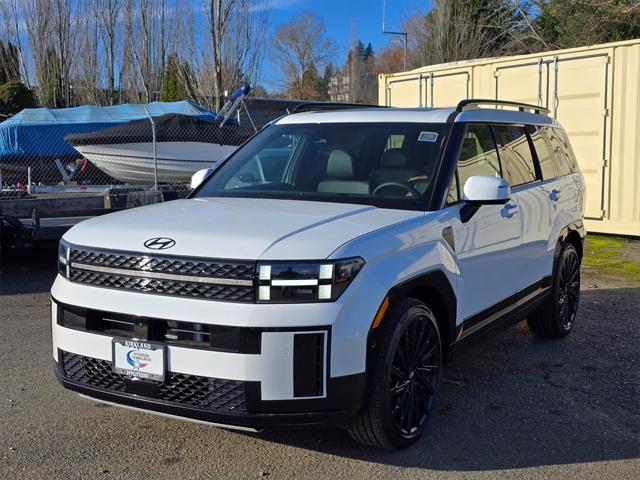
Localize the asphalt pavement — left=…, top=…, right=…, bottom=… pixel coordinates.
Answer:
left=1, top=246, right=638, bottom=479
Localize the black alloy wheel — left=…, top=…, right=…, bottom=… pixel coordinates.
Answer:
left=389, top=314, right=440, bottom=437
left=527, top=242, right=581, bottom=338
left=349, top=298, right=442, bottom=449
left=557, top=247, right=580, bottom=331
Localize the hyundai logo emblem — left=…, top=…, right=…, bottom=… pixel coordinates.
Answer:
left=144, top=237, right=176, bottom=250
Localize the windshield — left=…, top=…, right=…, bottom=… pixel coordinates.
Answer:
left=194, top=122, right=450, bottom=210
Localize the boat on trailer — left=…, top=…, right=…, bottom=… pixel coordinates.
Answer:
left=65, top=85, right=257, bottom=184
left=65, top=113, right=254, bottom=184
left=64, top=85, right=355, bottom=184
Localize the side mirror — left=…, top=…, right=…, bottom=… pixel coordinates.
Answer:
left=190, top=168, right=213, bottom=189
left=460, top=176, right=511, bottom=223
left=462, top=175, right=510, bottom=205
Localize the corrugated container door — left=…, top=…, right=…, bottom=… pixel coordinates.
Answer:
left=494, top=60, right=549, bottom=109
left=385, top=76, right=422, bottom=107
left=552, top=53, right=611, bottom=220
left=426, top=71, right=471, bottom=107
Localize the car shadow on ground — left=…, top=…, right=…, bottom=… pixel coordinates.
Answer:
left=249, top=285, right=640, bottom=471
left=0, top=245, right=58, bottom=295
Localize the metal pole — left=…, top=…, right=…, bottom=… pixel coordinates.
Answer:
left=403, top=33, right=407, bottom=71
left=382, top=0, right=408, bottom=71
left=27, top=167, right=31, bottom=195
left=144, top=107, right=158, bottom=191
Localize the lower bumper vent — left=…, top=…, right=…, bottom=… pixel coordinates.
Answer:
left=61, top=351, right=247, bottom=412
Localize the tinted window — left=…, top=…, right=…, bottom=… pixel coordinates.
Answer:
left=528, top=126, right=555, bottom=179
left=493, top=125, right=537, bottom=186
left=545, top=126, right=576, bottom=176
left=555, top=129, right=578, bottom=171
left=455, top=124, right=502, bottom=200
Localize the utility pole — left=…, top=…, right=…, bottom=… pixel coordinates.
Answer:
left=382, top=0, right=408, bottom=71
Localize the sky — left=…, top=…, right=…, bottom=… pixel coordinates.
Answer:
left=260, top=0, right=430, bottom=91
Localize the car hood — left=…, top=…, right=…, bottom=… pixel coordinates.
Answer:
left=64, top=197, right=422, bottom=260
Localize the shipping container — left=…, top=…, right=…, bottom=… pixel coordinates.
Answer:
left=379, top=39, right=640, bottom=236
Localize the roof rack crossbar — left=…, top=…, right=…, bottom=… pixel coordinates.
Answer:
left=291, top=102, right=386, bottom=113
left=456, top=99, right=549, bottom=115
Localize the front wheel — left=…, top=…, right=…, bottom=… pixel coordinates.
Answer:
left=528, top=243, right=581, bottom=338
left=349, top=298, right=442, bottom=449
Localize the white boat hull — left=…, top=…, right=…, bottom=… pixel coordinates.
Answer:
left=73, top=141, right=237, bottom=184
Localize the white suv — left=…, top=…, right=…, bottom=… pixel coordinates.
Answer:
left=52, top=99, right=586, bottom=449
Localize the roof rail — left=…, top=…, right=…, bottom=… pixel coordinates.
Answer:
left=456, top=99, right=549, bottom=115
left=291, top=102, right=386, bottom=113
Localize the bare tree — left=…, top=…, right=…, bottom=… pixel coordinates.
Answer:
left=404, top=0, right=523, bottom=69
left=1, top=0, right=269, bottom=107
left=270, top=11, right=335, bottom=99
left=23, top=0, right=54, bottom=105
left=201, top=0, right=269, bottom=110
left=75, top=2, right=101, bottom=105
left=50, top=0, right=82, bottom=106
left=96, top=0, right=122, bottom=104
left=0, top=0, right=32, bottom=86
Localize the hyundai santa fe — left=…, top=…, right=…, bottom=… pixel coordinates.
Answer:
left=52, top=99, right=586, bottom=449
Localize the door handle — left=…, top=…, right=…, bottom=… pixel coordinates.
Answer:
left=501, top=203, right=519, bottom=218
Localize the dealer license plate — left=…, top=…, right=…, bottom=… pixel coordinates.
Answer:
left=113, top=339, right=165, bottom=381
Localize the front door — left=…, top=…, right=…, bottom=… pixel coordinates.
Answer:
left=447, top=124, right=523, bottom=326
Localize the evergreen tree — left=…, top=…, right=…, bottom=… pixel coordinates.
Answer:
left=0, top=81, right=36, bottom=115
left=344, top=39, right=377, bottom=104
left=534, top=0, right=640, bottom=49
left=0, top=42, right=20, bottom=84
left=160, top=54, right=186, bottom=102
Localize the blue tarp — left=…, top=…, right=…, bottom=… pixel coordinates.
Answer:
left=0, top=101, right=214, bottom=159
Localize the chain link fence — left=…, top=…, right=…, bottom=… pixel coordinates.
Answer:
left=0, top=98, right=303, bottom=207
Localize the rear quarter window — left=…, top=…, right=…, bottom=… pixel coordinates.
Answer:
left=538, top=126, right=576, bottom=178
left=528, top=126, right=556, bottom=180
left=552, top=127, right=578, bottom=173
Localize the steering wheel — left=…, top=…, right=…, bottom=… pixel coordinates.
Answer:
left=372, top=182, right=422, bottom=197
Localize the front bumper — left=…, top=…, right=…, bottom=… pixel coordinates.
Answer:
left=51, top=297, right=366, bottom=429
left=53, top=362, right=361, bottom=429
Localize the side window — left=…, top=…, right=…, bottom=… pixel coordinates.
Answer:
left=493, top=125, right=537, bottom=187
left=456, top=124, right=502, bottom=196
left=528, top=126, right=555, bottom=179
left=546, top=127, right=576, bottom=175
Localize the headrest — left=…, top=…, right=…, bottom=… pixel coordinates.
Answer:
left=381, top=149, right=408, bottom=168
left=462, top=137, right=479, bottom=158
left=327, top=149, right=355, bottom=179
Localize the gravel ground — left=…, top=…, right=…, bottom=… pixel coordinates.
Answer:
left=0, top=244, right=638, bottom=480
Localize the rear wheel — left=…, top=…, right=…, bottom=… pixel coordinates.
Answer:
left=528, top=243, right=581, bottom=338
left=349, top=298, right=442, bottom=449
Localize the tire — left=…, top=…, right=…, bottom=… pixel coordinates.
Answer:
left=527, top=243, right=581, bottom=338
left=349, top=298, right=442, bottom=449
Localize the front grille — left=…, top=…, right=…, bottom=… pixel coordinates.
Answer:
left=70, top=249, right=254, bottom=279
left=62, top=352, right=247, bottom=412
left=68, top=246, right=255, bottom=302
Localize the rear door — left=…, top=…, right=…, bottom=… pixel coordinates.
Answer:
left=493, top=124, right=553, bottom=285
left=448, top=124, right=523, bottom=325
left=529, top=125, right=584, bottom=266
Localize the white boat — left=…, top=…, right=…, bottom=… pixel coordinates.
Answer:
left=65, top=114, right=252, bottom=184
left=64, top=84, right=354, bottom=185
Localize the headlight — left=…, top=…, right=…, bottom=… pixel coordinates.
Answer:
left=58, top=239, right=70, bottom=278
left=256, top=257, right=365, bottom=303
